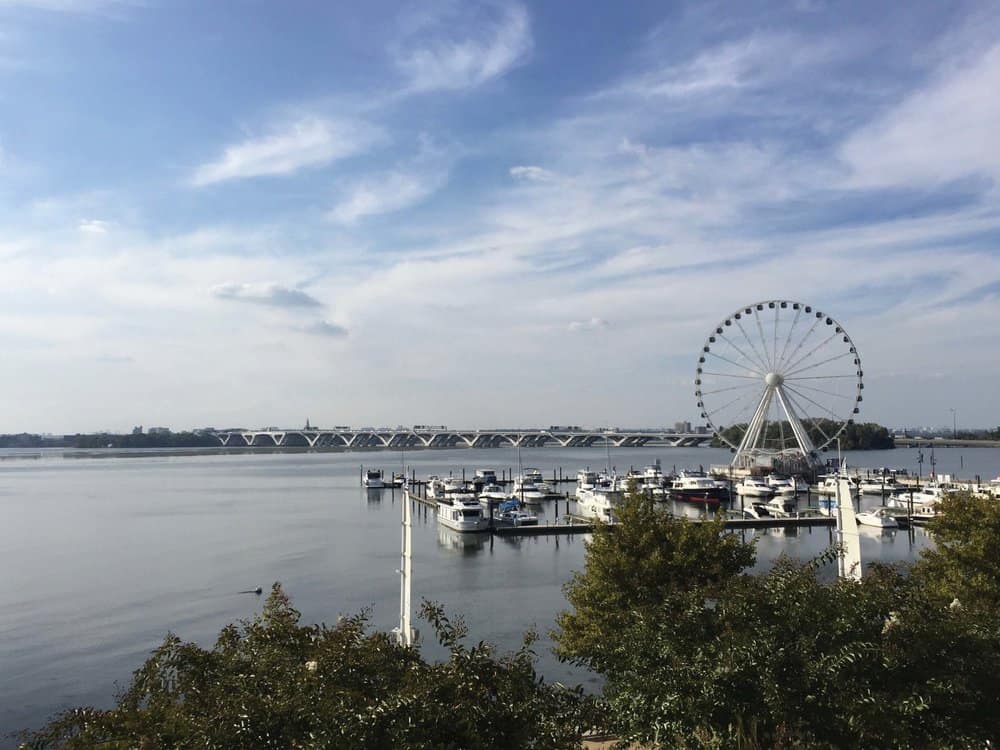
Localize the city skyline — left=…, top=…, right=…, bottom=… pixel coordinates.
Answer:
left=2, top=1, right=1000, bottom=433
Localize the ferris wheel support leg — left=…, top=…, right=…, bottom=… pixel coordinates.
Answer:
left=732, top=386, right=774, bottom=467
left=775, top=386, right=817, bottom=459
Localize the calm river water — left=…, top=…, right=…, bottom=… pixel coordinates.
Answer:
left=1, top=444, right=996, bottom=742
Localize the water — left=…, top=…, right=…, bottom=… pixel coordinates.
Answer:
left=1, top=444, right=994, bottom=742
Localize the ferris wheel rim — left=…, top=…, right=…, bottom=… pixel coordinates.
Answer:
left=695, top=299, right=863, bottom=454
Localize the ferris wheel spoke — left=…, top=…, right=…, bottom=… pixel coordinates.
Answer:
left=780, top=386, right=834, bottom=446
left=772, top=305, right=780, bottom=374
left=784, top=350, right=854, bottom=378
left=777, top=413, right=787, bottom=451
left=782, top=330, right=840, bottom=376
left=786, top=380, right=854, bottom=400
left=699, top=371, right=762, bottom=380
left=705, top=350, right=763, bottom=376
left=786, top=374, right=858, bottom=380
left=716, top=333, right=771, bottom=378
left=733, top=319, right=772, bottom=373
left=782, top=383, right=845, bottom=421
left=753, top=307, right=773, bottom=369
left=709, top=384, right=768, bottom=420
left=775, top=306, right=802, bottom=372
left=776, top=315, right=822, bottom=372
left=699, top=382, right=760, bottom=396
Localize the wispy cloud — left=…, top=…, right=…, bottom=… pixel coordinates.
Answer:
left=78, top=218, right=109, bottom=234
left=301, top=321, right=348, bottom=338
left=328, top=142, right=450, bottom=224
left=568, top=317, right=609, bottom=332
left=211, top=282, right=322, bottom=309
left=840, top=43, right=1000, bottom=187
left=509, top=165, right=554, bottom=182
left=191, top=116, right=380, bottom=186
left=615, top=31, right=839, bottom=101
left=392, top=3, right=531, bottom=92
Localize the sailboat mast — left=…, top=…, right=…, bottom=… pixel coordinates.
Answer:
left=398, top=487, right=412, bottom=646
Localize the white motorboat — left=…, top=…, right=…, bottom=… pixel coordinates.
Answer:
left=737, top=477, right=775, bottom=498
left=576, top=479, right=623, bottom=523
left=888, top=484, right=949, bottom=509
left=512, top=479, right=547, bottom=502
left=756, top=496, right=797, bottom=518
left=855, top=507, right=900, bottom=529
left=478, top=483, right=513, bottom=504
left=522, top=467, right=544, bottom=484
left=362, top=469, right=385, bottom=489
left=858, top=476, right=904, bottom=495
left=576, top=470, right=598, bottom=494
left=816, top=475, right=860, bottom=495
left=474, top=468, right=498, bottom=486
left=766, top=474, right=803, bottom=495
left=442, top=478, right=478, bottom=502
left=437, top=495, right=490, bottom=533
left=670, top=471, right=729, bottom=504
left=493, top=499, right=539, bottom=526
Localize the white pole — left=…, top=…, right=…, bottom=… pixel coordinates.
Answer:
left=397, top=484, right=412, bottom=646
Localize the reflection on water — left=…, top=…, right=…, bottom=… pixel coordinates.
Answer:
left=437, top=525, right=488, bottom=553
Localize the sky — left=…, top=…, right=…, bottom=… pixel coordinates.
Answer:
left=1, top=0, right=999, bottom=433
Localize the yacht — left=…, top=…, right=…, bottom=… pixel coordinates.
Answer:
left=362, top=469, right=385, bottom=489
left=737, top=477, right=775, bottom=498
left=478, top=483, right=513, bottom=504
left=670, top=471, right=730, bottom=504
left=856, top=507, right=900, bottom=529
left=473, top=469, right=498, bottom=487
left=766, top=474, right=804, bottom=495
left=816, top=475, right=860, bottom=495
left=757, top=495, right=797, bottom=518
left=858, top=476, right=904, bottom=495
left=522, top=467, right=544, bottom=484
left=512, top=478, right=547, bottom=502
left=437, top=496, right=490, bottom=533
left=576, top=480, right=623, bottom=524
left=442, top=478, right=478, bottom=502
left=888, top=484, right=949, bottom=509
left=576, top=470, right=599, bottom=498
left=493, top=498, right=539, bottom=526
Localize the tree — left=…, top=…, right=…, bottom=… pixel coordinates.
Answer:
left=22, top=584, right=598, bottom=750
left=555, top=491, right=756, bottom=675
left=554, top=490, right=1000, bottom=748
left=912, top=490, right=1000, bottom=613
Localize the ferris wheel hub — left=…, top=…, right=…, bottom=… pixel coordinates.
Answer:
left=764, top=372, right=784, bottom=387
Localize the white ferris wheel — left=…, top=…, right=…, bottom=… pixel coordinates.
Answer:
left=695, top=300, right=863, bottom=468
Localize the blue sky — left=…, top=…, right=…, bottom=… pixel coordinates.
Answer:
left=1, top=0, right=999, bottom=432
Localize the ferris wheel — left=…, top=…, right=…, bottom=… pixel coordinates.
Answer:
left=695, top=300, right=863, bottom=466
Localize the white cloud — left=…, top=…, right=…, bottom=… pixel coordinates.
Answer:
left=568, top=317, right=609, bottom=332
left=840, top=43, right=1000, bottom=187
left=328, top=169, right=444, bottom=224
left=509, top=165, right=554, bottom=182
left=211, top=282, right=322, bottom=309
left=301, top=321, right=348, bottom=338
left=191, top=117, right=379, bottom=186
left=78, top=218, right=109, bottom=234
left=393, top=3, right=531, bottom=92
left=617, top=32, right=836, bottom=100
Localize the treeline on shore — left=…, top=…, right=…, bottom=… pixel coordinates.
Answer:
left=713, top=419, right=895, bottom=450
left=0, top=431, right=218, bottom=449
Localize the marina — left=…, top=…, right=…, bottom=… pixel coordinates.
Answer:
left=0, top=444, right=992, bottom=742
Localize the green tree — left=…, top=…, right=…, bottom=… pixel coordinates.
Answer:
left=555, top=491, right=756, bottom=674
left=22, top=584, right=598, bottom=750
left=554, top=489, right=1000, bottom=747
left=912, top=490, right=1000, bottom=612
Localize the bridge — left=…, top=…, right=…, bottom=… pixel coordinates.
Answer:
left=210, top=428, right=714, bottom=450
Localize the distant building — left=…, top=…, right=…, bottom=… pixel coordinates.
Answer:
left=674, top=421, right=692, bottom=433
left=148, top=427, right=171, bottom=435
